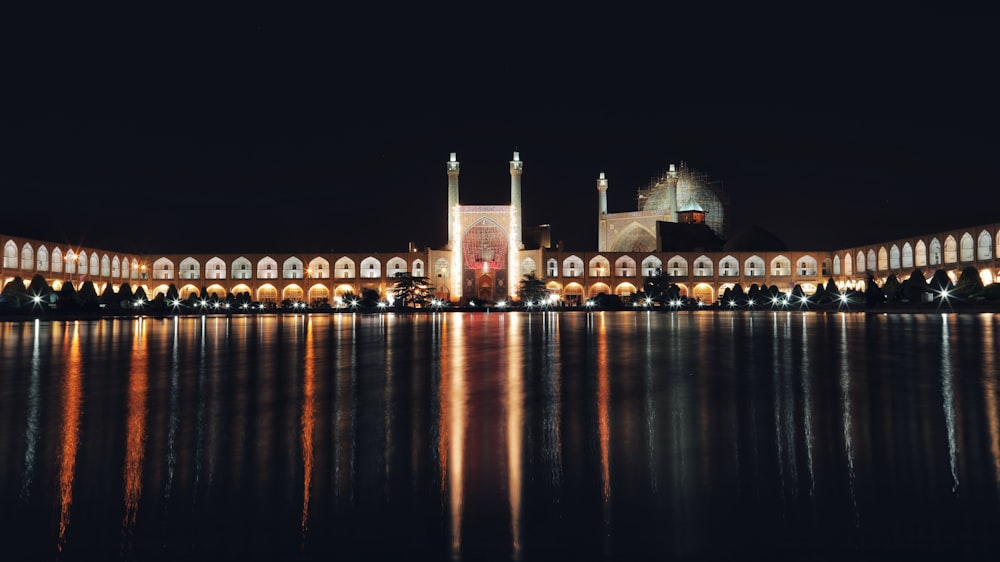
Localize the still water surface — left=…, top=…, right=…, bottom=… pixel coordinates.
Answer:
left=1, top=311, right=1000, bottom=561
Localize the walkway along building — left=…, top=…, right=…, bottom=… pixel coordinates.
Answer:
left=3, top=153, right=1000, bottom=305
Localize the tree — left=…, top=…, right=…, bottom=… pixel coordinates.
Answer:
left=865, top=271, right=885, bottom=308
left=929, top=269, right=954, bottom=293
left=791, top=284, right=805, bottom=302
left=58, top=282, right=82, bottom=310
left=517, top=273, right=548, bottom=304
left=78, top=281, right=100, bottom=309
left=730, top=284, right=746, bottom=305
left=954, top=266, right=983, bottom=298
left=881, top=274, right=902, bottom=302
left=118, top=283, right=135, bottom=309
left=642, top=271, right=676, bottom=304
left=28, top=274, right=54, bottom=303
left=391, top=272, right=432, bottom=309
left=813, top=282, right=827, bottom=303
left=902, top=268, right=927, bottom=303
left=1, top=276, right=31, bottom=309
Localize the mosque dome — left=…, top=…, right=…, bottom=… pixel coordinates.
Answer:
left=723, top=225, right=788, bottom=252
left=639, top=162, right=727, bottom=237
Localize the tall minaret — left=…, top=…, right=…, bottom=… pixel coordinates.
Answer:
left=597, top=171, right=608, bottom=214
left=447, top=152, right=460, bottom=248
left=666, top=163, right=679, bottom=223
left=508, top=151, right=524, bottom=299
left=597, top=172, right=609, bottom=250
left=509, top=151, right=523, bottom=249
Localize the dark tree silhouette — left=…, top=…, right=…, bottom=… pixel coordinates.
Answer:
left=881, top=274, right=902, bottom=302
left=954, top=266, right=983, bottom=297
left=391, top=272, right=433, bottom=309
left=517, top=273, right=548, bottom=304
left=902, top=269, right=927, bottom=303
left=642, top=271, right=677, bottom=304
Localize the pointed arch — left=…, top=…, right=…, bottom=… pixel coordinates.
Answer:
left=37, top=246, right=50, bottom=272
left=562, top=255, right=584, bottom=277
left=610, top=223, right=656, bottom=252
left=588, top=255, right=611, bottom=277
left=153, top=257, right=175, bottom=280
left=666, top=255, right=688, bottom=277
left=978, top=230, right=993, bottom=261
left=335, top=257, right=356, bottom=279
left=745, top=255, right=765, bottom=278
left=960, top=232, right=974, bottom=262
left=915, top=240, right=927, bottom=267
left=232, top=257, right=253, bottom=280
left=796, top=255, right=817, bottom=276
left=641, top=255, right=662, bottom=277
left=614, top=255, right=636, bottom=277
left=693, top=255, right=713, bottom=277
left=929, top=238, right=942, bottom=266
left=283, top=256, right=305, bottom=279
left=20, top=243, right=33, bottom=270
left=206, top=257, right=226, bottom=280
left=719, top=255, right=739, bottom=277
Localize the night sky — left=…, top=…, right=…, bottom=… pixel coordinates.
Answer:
left=4, top=15, right=999, bottom=255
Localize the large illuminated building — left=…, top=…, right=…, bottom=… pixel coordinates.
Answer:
left=2, top=152, right=1000, bottom=307
left=597, top=162, right=728, bottom=253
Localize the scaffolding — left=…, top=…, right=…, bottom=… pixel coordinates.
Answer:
left=636, top=162, right=729, bottom=238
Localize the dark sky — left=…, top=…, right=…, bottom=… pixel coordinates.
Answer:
left=4, top=15, right=999, bottom=255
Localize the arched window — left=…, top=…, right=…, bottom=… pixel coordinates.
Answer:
left=944, top=236, right=958, bottom=263
left=978, top=230, right=993, bottom=261
left=641, top=256, right=662, bottom=277
left=20, top=243, right=33, bottom=270
left=547, top=259, right=558, bottom=277
left=614, top=255, right=636, bottom=277
left=693, top=255, right=713, bottom=277
left=902, top=243, right=913, bottom=269
left=770, top=256, right=790, bottom=276
left=796, top=255, right=817, bottom=276
left=744, top=255, right=765, bottom=277
left=719, top=255, right=739, bottom=277
left=667, top=256, right=688, bottom=277
left=960, top=232, right=974, bottom=262
left=929, top=238, right=942, bottom=266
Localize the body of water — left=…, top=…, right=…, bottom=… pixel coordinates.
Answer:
left=1, top=311, right=999, bottom=561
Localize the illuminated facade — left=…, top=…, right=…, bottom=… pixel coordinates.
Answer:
left=597, top=162, right=728, bottom=253
left=432, top=152, right=529, bottom=303
left=2, top=154, right=1000, bottom=306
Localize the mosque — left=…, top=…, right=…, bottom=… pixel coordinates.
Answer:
left=2, top=152, right=1000, bottom=307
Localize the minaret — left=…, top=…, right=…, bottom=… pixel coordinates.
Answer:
left=597, top=171, right=608, bottom=215
left=597, top=172, right=609, bottom=251
left=666, top=163, right=679, bottom=223
left=447, top=152, right=460, bottom=248
left=508, top=151, right=524, bottom=299
left=509, top=151, right=523, bottom=249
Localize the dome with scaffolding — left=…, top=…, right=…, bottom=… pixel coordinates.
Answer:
left=638, top=162, right=728, bottom=237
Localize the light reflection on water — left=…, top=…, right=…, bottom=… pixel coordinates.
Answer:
left=1, top=311, right=1000, bottom=561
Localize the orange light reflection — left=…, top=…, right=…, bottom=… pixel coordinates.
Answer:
left=506, top=314, right=523, bottom=556
left=438, top=315, right=466, bottom=557
left=301, top=318, right=315, bottom=536
left=123, top=319, right=149, bottom=540
left=58, top=322, right=83, bottom=552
